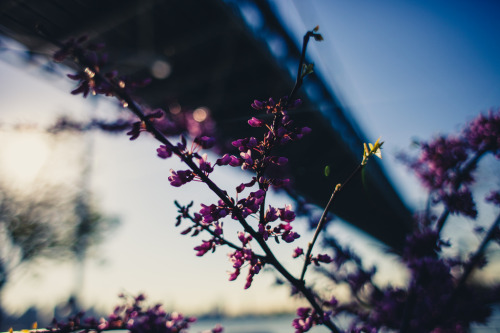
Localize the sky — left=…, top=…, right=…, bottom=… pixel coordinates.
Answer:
left=0, top=0, right=500, bottom=328
left=269, top=0, right=500, bottom=205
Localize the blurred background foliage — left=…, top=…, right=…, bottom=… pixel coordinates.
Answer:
left=0, top=127, right=119, bottom=328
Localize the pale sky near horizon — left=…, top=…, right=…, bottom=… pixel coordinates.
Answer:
left=1, top=0, right=499, bottom=327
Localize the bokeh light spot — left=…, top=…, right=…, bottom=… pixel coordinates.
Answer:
left=193, top=107, right=209, bottom=122
left=151, top=60, right=172, bottom=80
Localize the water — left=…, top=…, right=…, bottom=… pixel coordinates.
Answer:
left=189, top=315, right=330, bottom=333
left=190, top=308, right=500, bottom=333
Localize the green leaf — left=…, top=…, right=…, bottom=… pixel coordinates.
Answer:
left=324, top=165, right=331, bottom=177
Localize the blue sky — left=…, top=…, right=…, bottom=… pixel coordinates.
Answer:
left=1, top=0, right=499, bottom=326
left=269, top=0, right=500, bottom=204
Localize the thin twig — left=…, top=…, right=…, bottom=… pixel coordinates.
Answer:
left=288, top=27, right=323, bottom=104
left=300, top=164, right=364, bottom=282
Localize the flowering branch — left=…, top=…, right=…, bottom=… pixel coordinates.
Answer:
left=174, top=201, right=268, bottom=260
left=42, top=24, right=347, bottom=332
left=34, top=16, right=499, bottom=332
left=33, top=294, right=220, bottom=333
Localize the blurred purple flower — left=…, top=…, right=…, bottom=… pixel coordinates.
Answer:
left=194, top=240, right=215, bottom=256
left=157, top=144, right=173, bottom=159
left=265, top=205, right=279, bottom=222
left=168, top=169, right=194, bottom=187
left=311, top=253, right=333, bottom=266
left=194, top=135, right=216, bottom=149
left=248, top=117, right=265, bottom=127
left=485, top=190, right=500, bottom=207
left=441, top=188, right=477, bottom=218
left=465, top=109, right=500, bottom=157
left=292, top=247, right=304, bottom=258
left=279, top=204, right=296, bottom=222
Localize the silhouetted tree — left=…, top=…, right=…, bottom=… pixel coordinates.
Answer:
left=0, top=137, right=118, bottom=328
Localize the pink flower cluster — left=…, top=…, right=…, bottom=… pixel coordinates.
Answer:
left=45, top=294, right=222, bottom=333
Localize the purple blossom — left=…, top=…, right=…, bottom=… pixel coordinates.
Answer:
left=292, top=247, right=304, bottom=258
left=126, top=110, right=164, bottom=140
left=258, top=223, right=270, bottom=240
left=53, top=36, right=89, bottom=62
left=199, top=202, right=229, bottom=224
left=229, top=156, right=243, bottom=167
left=236, top=178, right=257, bottom=193
left=157, top=144, right=173, bottom=159
left=194, top=135, right=216, bottom=149
left=301, top=126, right=312, bottom=135
left=48, top=294, right=200, bottom=333
left=324, top=296, right=338, bottom=308
left=198, top=153, right=214, bottom=174
left=403, top=229, right=444, bottom=261
left=168, top=169, right=195, bottom=187
left=279, top=204, right=296, bottom=222
left=234, top=191, right=265, bottom=218
left=269, top=177, right=291, bottom=188
left=244, top=262, right=263, bottom=289
left=251, top=189, right=266, bottom=198
left=369, top=287, right=406, bottom=328
left=265, top=206, right=279, bottom=222
left=126, top=121, right=143, bottom=140
left=66, top=71, right=97, bottom=97
left=228, top=244, right=263, bottom=289
left=194, top=240, right=215, bottom=256
left=292, top=307, right=321, bottom=333
left=213, top=222, right=223, bottom=236
left=250, top=97, right=301, bottom=114
left=441, top=187, right=478, bottom=218
left=215, top=154, right=232, bottom=166
left=215, top=154, right=242, bottom=167
left=251, top=99, right=264, bottom=110
left=57, top=41, right=130, bottom=98
left=485, top=190, right=500, bottom=206
left=311, top=253, right=333, bottom=266
left=280, top=223, right=300, bottom=243
left=411, top=136, right=470, bottom=191
left=248, top=117, right=265, bottom=127
left=237, top=231, right=253, bottom=245
left=228, top=268, right=240, bottom=281
left=232, top=137, right=258, bottom=151
left=268, top=156, right=288, bottom=165
left=240, top=149, right=254, bottom=170
left=230, top=252, right=244, bottom=269
left=465, top=109, right=500, bottom=157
